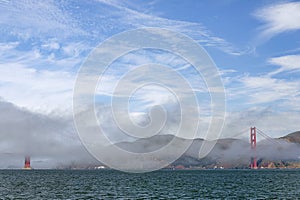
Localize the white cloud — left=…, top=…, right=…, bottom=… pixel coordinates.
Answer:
left=254, top=1, right=300, bottom=38
left=0, top=42, right=19, bottom=52
left=41, top=39, right=60, bottom=51
left=0, top=63, right=75, bottom=114
left=0, top=0, right=85, bottom=39
left=0, top=40, right=92, bottom=114
left=96, top=0, right=244, bottom=56
left=230, top=75, right=300, bottom=105
left=95, top=49, right=210, bottom=99
left=268, top=54, right=300, bottom=75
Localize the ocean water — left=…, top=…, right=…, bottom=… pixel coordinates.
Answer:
left=0, top=169, right=299, bottom=199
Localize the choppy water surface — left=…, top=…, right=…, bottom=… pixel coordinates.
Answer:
left=0, top=169, right=299, bottom=199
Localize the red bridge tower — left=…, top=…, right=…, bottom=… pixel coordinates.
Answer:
left=23, top=156, right=32, bottom=170
left=250, top=127, right=257, bottom=169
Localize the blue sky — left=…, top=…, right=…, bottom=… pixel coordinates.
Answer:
left=0, top=0, right=300, bottom=145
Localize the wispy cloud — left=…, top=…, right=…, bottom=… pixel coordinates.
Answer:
left=268, top=54, right=300, bottom=76
left=94, top=49, right=211, bottom=111
left=96, top=0, right=245, bottom=56
left=253, top=1, right=300, bottom=39
left=0, top=0, right=85, bottom=39
left=228, top=74, right=300, bottom=105
left=0, top=39, right=91, bottom=114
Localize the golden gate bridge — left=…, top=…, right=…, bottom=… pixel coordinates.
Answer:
left=229, top=126, right=285, bottom=169
left=3, top=127, right=285, bottom=169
